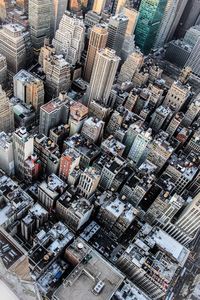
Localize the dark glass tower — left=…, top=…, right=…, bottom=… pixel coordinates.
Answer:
left=135, top=0, right=168, bottom=54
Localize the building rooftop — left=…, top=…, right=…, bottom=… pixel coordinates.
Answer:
left=39, top=174, right=67, bottom=200
left=101, top=136, right=125, bottom=156
left=0, top=132, right=12, bottom=150
left=35, top=134, right=58, bottom=153
left=0, top=228, right=25, bottom=270
left=14, top=69, right=41, bottom=84
left=112, top=280, right=151, bottom=300
left=64, top=134, right=100, bottom=158
left=121, top=224, right=189, bottom=289
left=168, top=152, right=199, bottom=180
left=40, top=93, right=73, bottom=114
left=54, top=238, right=124, bottom=300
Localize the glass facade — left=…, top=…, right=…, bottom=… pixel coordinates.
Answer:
left=135, top=0, right=168, bottom=54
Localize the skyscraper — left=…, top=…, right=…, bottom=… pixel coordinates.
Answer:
left=13, top=70, right=44, bottom=113
left=92, top=0, right=106, bottom=14
left=118, top=49, right=144, bottom=83
left=44, top=54, right=71, bottom=98
left=175, top=193, right=200, bottom=240
left=51, top=0, right=69, bottom=38
left=29, top=0, right=51, bottom=51
left=68, top=0, right=88, bottom=12
left=16, top=0, right=28, bottom=11
left=135, top=0, right=168, bottom=54
left=53, top=11, right=85, bottom=65
left=174, top=0, right=200, bottom=39
left=0, top=0, right=8, bottom=21
left=185, top=39, right=200, bottom=77
left=154, top=0, right=181, bottom=48
left=107, top=14, right=128, bottom=56
left=0, top=54, right=7, bottom=88
left=0, top=132, right=14, bottom=176
left=13, top=127, right=34, bottom=178
left=128, top=127, right=152, bottom=166
left=87, top=48, right=120, bottom=105
left=0, top=24, right=33, bottom=74
left=78, top=167, right=101, bottom=198
left=0, top=85, right=14, bottom=133
left=39, top=92, right=70, bottom=136
left=84, top=24, right=108, bottom=83
left=163, top=81, right=191, bottom=112
left=122, top=7, right=139, bottom=35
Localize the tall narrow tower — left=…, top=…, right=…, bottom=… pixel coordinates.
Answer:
left=135, top=0, right=168, bottom=54
left=84, top=24, right=108, bottom=83
left=0, top=85, right=14, bottom=133
left=29, top=0, right=51, bottom=51
left=107, top=14, right=128, bottom=56
left=87, top=48, right=120, bottom=105
left=92, top=0, right=106, bottom=14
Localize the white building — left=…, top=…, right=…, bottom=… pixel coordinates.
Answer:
left=53, top=11, right=85, bottom=65
left=0, top=132, right=14, bottom=176
left=0, top=54, right=7, bottom=87
left=13, top=69, right=44, bottom=112
left=0, top=23, right=32, bottom=74
left=87, top=48, right=120, bottom=105
left=128, top=128, right=152, bottom=166
left=13, top=127, right=34, bottom=178
left=81, top=117, right=104, bottom=143
left=29, top=0, right=51, bottom=50
left=78, top=167, right=101, bottom=198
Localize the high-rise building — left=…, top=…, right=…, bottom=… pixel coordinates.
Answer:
left=92, top=0, right=106, bottom=14
left=44, top=54, right=71, bottom=99
left=181, top=98, right=200, bottom=127
left=0, top=24, right=33, bottom=74
left=0, top=132, right=14, bottom=176
left=84, top=24, right=108, bottom=83
left=183, top=25, right=200, bottom=48
left=0, top=54, right=7, bottom=88
left=13, top=70, right=44, bottom=113
left=185, top=39, right=200, bottom=77
left=87, top=48, right=120, bottom=105
left=165, top=0, right=188, bottom=42
left=128, top=127, right=152, bottom=166
left=0, top=0, right=8, bottom=21
left=185, top=128, right=200, bottom=156
left=172, top=193, right=200, bottom=242
left=13, top=127, right=34, bottom=178
left=107, top=14, right=128, bottom=56
left=0, top=85, right=14, bottom=133
left=149, top=105, right=172, bottom=134
left=53, top=11, right=85, bottom=65
left=163, top=81, right=191, bottom=112
left=165, top=39, right=192, bottom=68
left=51, top=0, right=68, bottom=38
left=154, top=0, right=181, bottom=48
left=68, top=0, right=88, bottom=12
left=118, top=49, right=144, bottom=84
left=59, top=148, right=80, bottom=181
left=29, top=0, right=51, bottom=51
left=174, top=0, right=200, bottom=39
left=78, top=167, right=101, bottom=198
left=146, top=132, right=175, bottom=172
left=39, top=92, right=71, bottom=136
left=135, top=0, right=168, bottom=54
left=81, top=117, right=104, bottom=143
left=122, top=7, right=139, bottom=35
left=68, top=102, right=88, bottom=136
left=16, top=0, right=28, bottom=11
left=166, top=112, right=184, bottom=138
